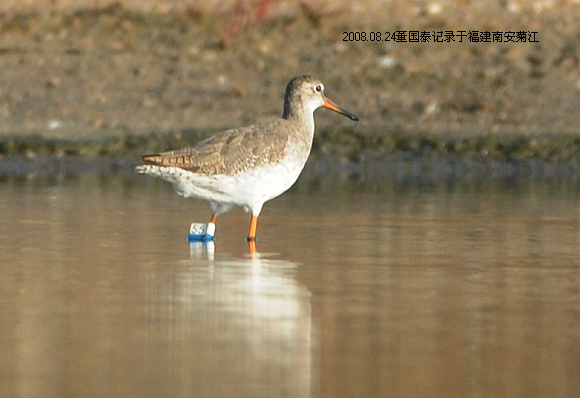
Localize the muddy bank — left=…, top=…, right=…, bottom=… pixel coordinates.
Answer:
left=2, top=129, right=580, bottom=184
left=1, top=1, right=580, bottom=182
left=4, top=151, right=580, bottom=187
left=0, top=1, right=580, bottom=138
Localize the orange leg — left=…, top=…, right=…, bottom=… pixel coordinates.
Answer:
left=209, top=213, right=218, bottom=224
left=247, top=240, right=257, bottom=255
left=247, top=215, right=258, bottom=241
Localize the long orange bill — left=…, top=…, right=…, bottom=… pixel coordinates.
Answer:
left=323, top=97, right=359, bottom=121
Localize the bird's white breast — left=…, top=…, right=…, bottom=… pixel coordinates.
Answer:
left=138, top=146, right=309, bottom=215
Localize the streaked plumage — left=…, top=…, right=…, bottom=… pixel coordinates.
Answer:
left=136, top=75, right=358, bottom=241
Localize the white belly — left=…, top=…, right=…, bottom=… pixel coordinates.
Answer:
left=137, top=154, right=306, bottom=215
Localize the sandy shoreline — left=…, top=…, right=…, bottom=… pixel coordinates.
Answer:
left=1, top=1, right=580, bottom=179
left=0, top=1, right=579, bottom=137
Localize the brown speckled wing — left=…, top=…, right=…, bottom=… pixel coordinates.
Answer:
left=140, top=119, right=291, bottom=176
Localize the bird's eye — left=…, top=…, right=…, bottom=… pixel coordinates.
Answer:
left=315, top=84, right=322, bottom=93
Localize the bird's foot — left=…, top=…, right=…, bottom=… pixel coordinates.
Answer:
left=246, top=238, right=258, bottom=255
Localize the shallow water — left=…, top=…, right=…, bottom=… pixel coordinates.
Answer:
left=1, top=176, right=579, bottom=398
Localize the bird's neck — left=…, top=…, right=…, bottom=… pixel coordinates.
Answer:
left=283, top=107, right=315, bottom=134
left=282, top=104, right=295, bottom=120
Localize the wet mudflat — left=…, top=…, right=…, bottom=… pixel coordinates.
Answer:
left=1, top=176, right=579, bottom=398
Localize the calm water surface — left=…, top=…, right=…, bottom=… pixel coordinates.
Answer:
left=1, top=176, right=579, bottom=398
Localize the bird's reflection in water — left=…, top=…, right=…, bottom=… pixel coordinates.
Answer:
left=145, top=241, right=317, bottom=397
left=188, top=240, right=216, bottom=260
